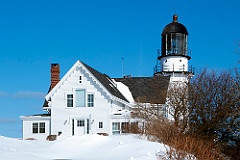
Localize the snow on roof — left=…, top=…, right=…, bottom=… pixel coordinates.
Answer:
left=112, top=79, right=135, bottom=103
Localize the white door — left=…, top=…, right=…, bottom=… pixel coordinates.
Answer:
left=73, top=119, right=90, bottom=136
left=76, top=119, right=85, bottom=136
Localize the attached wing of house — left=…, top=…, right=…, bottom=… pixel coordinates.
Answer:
left=20, top=60, right=170, bottom=140
left=114, top=76, right=170, bottom=104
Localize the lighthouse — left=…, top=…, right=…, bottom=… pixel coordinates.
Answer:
left=154, top=14, right=194, bottom=82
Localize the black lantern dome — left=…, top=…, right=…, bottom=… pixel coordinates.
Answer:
left=162, top=14, right=188, bottom=35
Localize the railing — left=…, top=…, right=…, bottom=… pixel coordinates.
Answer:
left=157, top=48, right=192, bottom=58
left=153, top=64, right=195, bottom=75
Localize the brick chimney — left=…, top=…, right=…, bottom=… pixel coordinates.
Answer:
left=50, top=63, right=60, bottom=90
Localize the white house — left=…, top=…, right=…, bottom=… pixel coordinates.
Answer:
left=20, top=61, right=170, bottom=140
left=20, top=14, right=193, bottom=140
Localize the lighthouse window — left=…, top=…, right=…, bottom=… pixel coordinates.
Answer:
left=166, top=34, right=171, bottom=51
left=179, top=60, right=182, bottom=62
left=165, top=60, right=167, bottom=63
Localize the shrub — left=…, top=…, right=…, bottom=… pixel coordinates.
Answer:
left=46, top=135, right=57, bottom=141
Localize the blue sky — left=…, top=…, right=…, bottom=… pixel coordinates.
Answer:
left=0, top=0, right=239, bottom=138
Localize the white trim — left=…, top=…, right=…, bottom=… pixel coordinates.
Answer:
left=112, top=96, right=134, bottom=108
left=20, top=116, right=51, bottom=121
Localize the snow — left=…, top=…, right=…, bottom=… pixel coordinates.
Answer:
left=0, top=134, right=166, bottom=160
left=113, top=79, right=135, bottom=103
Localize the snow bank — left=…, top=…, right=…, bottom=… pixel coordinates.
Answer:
left=0, top=134, right=166, bottom=160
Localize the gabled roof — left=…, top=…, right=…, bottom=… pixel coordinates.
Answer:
left=81, top=62, right=128, bottom=102
left=43, top=60, right=129, bottom=108
left=114, top=76, right=170, bottom=104
left=43, top=61, right=170, bottom=108
left=43, top=87, right=51, bottom=107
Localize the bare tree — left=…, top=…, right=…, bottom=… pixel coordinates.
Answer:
left=132, top=69, right=240, bottom=159
left=132, top=101, right=179, bottom=143
left=187, top=69, right=240, bottom=159
left=166, top=81, right=190, bottom=132
left=132, top=92, right=225, bottom=160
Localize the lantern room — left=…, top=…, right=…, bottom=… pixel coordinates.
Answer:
left=159, top=14, right=190, bottom=60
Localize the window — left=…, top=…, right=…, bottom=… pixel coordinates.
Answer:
left=121, top=122, right=129, bottom=133
left=87, top=119, right=90, bottom=134
left=77, top=120, right=85, bottom=127
left=67, top=94, right=73, bottom=107
left=79, top=76, right=82, bottom=83
left=39, top=122, right=45, bottom=133
left=112, top=122, right=120, bottom=135
left=72, top=119, right=74, bottom=136
left=75, top=90, right=86, bottom=107
left=166, top=34, right=171, bottom=52
left=99, top=122, right=103, bottom=128
left=87, top=94, right=94, bottom=107
left=122, top=104, right=125, bottom=110
left=32, top=123, right=38, bottom=133
left=32, top=122, right=45, bottom=134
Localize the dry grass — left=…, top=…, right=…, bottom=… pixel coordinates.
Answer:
left=135, top=118, right=228, bottom=160
left=164, top=136, right=227, bottom=160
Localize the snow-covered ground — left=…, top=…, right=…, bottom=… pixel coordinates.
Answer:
left=0, top=134, right=166, bottom=160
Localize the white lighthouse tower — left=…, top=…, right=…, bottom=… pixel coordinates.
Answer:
left=154, top=14, right=194, bottom=82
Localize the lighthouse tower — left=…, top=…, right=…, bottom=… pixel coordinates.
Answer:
left=154, top=14, right=194, bottom=82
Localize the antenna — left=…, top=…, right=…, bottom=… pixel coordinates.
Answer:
left=140, top=40, right=143, bottom=76
left=122, top=58, right=124, bottom=77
